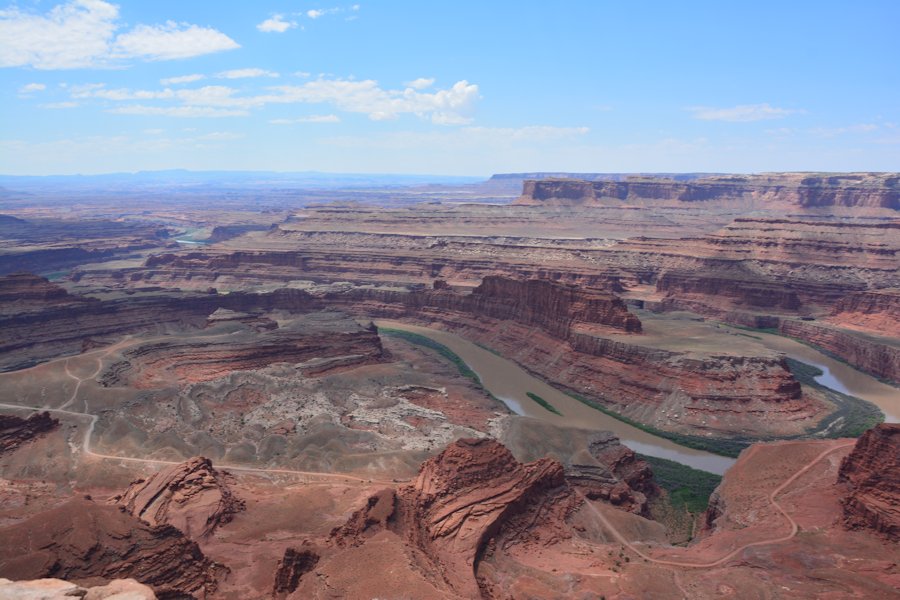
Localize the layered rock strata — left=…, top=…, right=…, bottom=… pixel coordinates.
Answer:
left=112, top=457, right=244, bottom=539
left=838, top=424, right=900, bottom=541
left=99, top=319, right=384, bottom=388
left=828, top=288, right=900, bottom=338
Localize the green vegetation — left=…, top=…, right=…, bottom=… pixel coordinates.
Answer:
left=639, top=454, right=722, bottom=514
left=380, top=328, right=481, bottom=384
left=785, top=358, right=884, bottom=438
left=561, top=389, right=751, bottom=457
left=525, top=392, right=563, bottom=416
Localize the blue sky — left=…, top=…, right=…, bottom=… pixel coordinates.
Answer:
left=1, top=0, right=898, bottom=175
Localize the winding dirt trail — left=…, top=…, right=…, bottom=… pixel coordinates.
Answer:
left=580, top=441, right=855, bottom=569
left=0, top=338, right=401, bottom=486
left=0, top=401, right=399, bottom=485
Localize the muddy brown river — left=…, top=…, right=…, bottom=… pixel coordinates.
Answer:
left=377, top=320, right=737, bottom=474
left=378, top=321, right=899, bottom=476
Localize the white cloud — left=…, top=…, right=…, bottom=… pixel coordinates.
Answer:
left=70, top=83, right=175, bottom=100
left=0, top=0, right=238, bottom=70
left=404, top=77, right=434, bottom=90
left=269, top=114, right=341, bottom=124
left=113, top=21, right=238, bottom=61
left=81, top=77, right=481, bottom=124
left=19, top=82, right=47, bottom=94
left=809, top=123, right=879, bottom=137
left=161, top=73, right=205, bottom=85
left=195, top=131, right=243, bottom=141
left=217, top=68, right=279, bottom=79
left=108, top=105, right=248, bottom=117
left=306, top=9, right=327, bottom=19
left=39, top=101, right=78, bottom=109
left=267, top=78, right=480, bottom=124
left=688, top=103, right=801, bottom=122
left=257, top=14, right=296, bottom=33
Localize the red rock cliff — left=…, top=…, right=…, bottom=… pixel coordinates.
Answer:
left=838, top=424, right=900, bottom=541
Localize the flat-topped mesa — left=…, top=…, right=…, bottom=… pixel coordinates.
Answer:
left=112, top=456, right=244, bottom=540
left=330, top=438, right=576, bottom=598
left=470, top=275, right=642, bottom=335
left=515, top=172, right=900, bottom=209
left=838, top=424, right=900, bottom=541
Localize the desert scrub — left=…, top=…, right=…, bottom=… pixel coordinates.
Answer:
left=638, top=454, right=722, bottom=513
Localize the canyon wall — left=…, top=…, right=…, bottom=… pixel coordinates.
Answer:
left=778, top=320, right=900, bottom=384
left=333, top=279, right=820, bottom=438
left=517, top=173, right=900, bottom=209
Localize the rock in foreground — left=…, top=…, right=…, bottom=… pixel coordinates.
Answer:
left=0, top=577, right=156, bottom=599
left=0, top=498, right=222, bottom=598
left=331, top=438, right=577, bottom=597
left=112, top=456, right=244, bottom=540
left=838, top=423, right=900, bottom=541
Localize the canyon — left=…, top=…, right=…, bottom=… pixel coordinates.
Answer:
left=0, top=171, right=897, bottom=598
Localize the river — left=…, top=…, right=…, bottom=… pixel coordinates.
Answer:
left=377, top=320, right=737, bottom=474
left=377, top=321, right=899, bottom=476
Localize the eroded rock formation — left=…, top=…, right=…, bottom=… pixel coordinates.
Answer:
left=0, top=498, right=223, bottom=598
left=330, top=438, right=578, bottom=597
left=566, top=432, right=658, bottom=515
left=0, top=412, right=59, bottom=455
left=112, top=457, right=244, bottom=540
left=838, top=424, right=900, bottom=541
